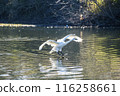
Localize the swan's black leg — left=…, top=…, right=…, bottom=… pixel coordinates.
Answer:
left=60, top=51, right=64, bottom=56
left=58, top=51, right=64, bottom=57
left=57, top=51, right=60, bottom=56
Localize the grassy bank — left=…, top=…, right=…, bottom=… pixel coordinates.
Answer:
left=0, top=23, right=36, bottom=27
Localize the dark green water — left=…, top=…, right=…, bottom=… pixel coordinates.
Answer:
left=0, top=27, right=120, bottom=80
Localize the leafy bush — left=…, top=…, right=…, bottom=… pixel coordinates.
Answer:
left=0, top=0, right=120, bottom=26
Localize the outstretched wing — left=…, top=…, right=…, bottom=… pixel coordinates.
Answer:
left=57, top=34, right=75, bottom=42
left=67, top=34, right=83, bottom=42
left=39, top=40, right=58, bottom=50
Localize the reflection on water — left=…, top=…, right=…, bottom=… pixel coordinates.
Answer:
left=39, top=58, right=83, bottom=80
left=0, top=27, right=120, bottom=80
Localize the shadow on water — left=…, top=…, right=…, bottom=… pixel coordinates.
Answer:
left=0, top=27, right=120, bottom=80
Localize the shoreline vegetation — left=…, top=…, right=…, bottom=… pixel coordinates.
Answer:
left=0, top=0, right=120, bottom=27
left=0, top=23, right=120, bottom=29
left=0, top=23, right=36, bottom=27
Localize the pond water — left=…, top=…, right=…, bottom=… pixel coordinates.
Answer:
left=0, top=27, right=120, bottom=80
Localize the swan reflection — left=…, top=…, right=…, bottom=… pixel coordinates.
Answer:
left=39, top=58, right=84, bottom=80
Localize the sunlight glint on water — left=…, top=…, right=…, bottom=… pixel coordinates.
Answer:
left=0, top=27, right=120, bottom=80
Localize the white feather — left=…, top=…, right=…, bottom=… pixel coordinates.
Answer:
left=66, top=34, right=83, bottom=42
left=39, top=34, right=83, bottom=54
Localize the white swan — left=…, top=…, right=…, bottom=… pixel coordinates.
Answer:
left=39, top=34, right=83, bottom=56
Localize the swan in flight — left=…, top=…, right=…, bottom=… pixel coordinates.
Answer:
left=39, top=34, right=83, bottom=56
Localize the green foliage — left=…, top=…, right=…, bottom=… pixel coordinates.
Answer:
left=84, top=0, right=120, bottom=26
left=0, top=0, right=120, bottom=26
